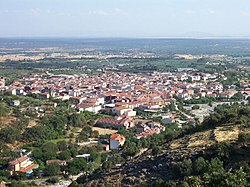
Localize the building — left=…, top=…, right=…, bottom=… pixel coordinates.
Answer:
left=161, top=117, right=175, bottom=125
left=8, top=156, right=39, bottom=175
left=76, top=102, right=102, bottom=113
left=38, top=92, right=50, bottom=99
left=69, top=96, right=86, bottom=105
left=9, top=100, right=20, bottom=107
left=112, top=107, right=136, bottom=117
left=134, top=123, right=165, bottom=139
left=109, top=134, right=126, bottom=149
left=0, top=77, right=5, bottom=87
left=97, top=115, right=135, bottom=129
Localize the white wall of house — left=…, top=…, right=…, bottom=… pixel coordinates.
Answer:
left=84, top=105, right=102, bottom=113
left=126, top=110, right=136, bottom=117
left=110, top=140, right=120, bottom=149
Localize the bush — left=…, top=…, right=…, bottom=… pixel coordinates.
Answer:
left=152, top=146, right=161, bottom=156
left=192, top=105, right=200, bottom=110
left=46, top=177, right=59, bottom=184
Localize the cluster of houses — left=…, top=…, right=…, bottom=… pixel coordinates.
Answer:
left=134, top=122, right=166, bottom=139
left=2, top=72, right=249, bottom=118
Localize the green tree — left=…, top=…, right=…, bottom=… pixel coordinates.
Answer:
left=175, top=159, right=193, bottom=177
left=185, top=176, right=203, bottom=187
left=58, top=150, right=71, bottom=160
left=68, top=158, right=87, bottom=175
left=0, top=102, right=8, bottom=117
left=192, top=105, right=200, bottom=110
left=208, top=157, right=224, bottom=173
left=193, top=157, right=209, bottom=174
left=44, top=164, right=60, bottom=176
left=238, top=132, right=250, bottom=144
left=152, top=145, right=161, bottom=156
left=102, top=160, right=112, bottom=171
left=0, top=127, right=19, bottom=143
left=57, top=140, right=68, bottom=151
left=122, top=141, right=139, bottom=158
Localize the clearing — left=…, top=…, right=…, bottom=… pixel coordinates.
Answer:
left=92, top=127, right=117, bottom=135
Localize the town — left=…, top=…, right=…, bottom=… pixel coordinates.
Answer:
left=0, top=65, right=249, bottom=186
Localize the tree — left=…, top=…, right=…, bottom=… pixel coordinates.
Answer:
left=152, top=145, right=161, bottom=156
left=231, top=93, right=244, bottom=101
left=192, top=105, right=200, bottom=110
left=238, top=132, right=250, bottom=144
left=42, top=142, right=59, bottom=153
left=175, top=159, right=193, bottom=177
left=193, top=157, right=209, bottom=174
left=185, top=176, right=203, bottom=187
left=0, top=102, right=8, bottom=118
left=23, top=125, right=54, bottom=141
left=68, top=158, right=87, bottom=175
left=102, top=160, right=112, bottom=171
left=79, top=126, right=93, bottom=140
left=46, top=177, right=59, bottom=184
left=68, top=113, right=87, bottom=127
left=152, top=178, right=166, bottom=187
left=58, top=150, right=71, bottom=160
left=0, top=127, right=20, bottom=143
left=180, top=182, right=189, bottom=187
left=109, top=152, right=123, bottom=165
left=57, top=140, right=68, bottom=151
left=122, top=141, right=139, bottom=158
left=208, top=157, right=224, bottom=173
left=44, top=164, right=60, bottom=176
left=204, top=168, right=247, bottom=187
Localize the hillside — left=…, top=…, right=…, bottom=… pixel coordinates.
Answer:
left=76, top=104, right=250, bottom=187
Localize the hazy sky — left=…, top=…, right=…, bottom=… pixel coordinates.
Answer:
left=1, top=0, right=250, bottom=38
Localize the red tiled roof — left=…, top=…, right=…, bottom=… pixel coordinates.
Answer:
left=19, top=164, right=38, bottom=173
left=110, top=134, right=125, bottom=142
left=98, top=118, right=121, bottom=126
left=9, top=157, right=29, bottom=166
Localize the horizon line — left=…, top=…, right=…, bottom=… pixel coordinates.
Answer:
left=1, top=35, right=250, bottom=40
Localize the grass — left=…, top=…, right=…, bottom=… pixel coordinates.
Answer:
left=50, top=138, right=72, bottom=144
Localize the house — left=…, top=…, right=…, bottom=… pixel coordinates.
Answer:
left=76, top=102, right=102, bottom=113
left=134, top=121, right=165, bottom=139
left=97, top=115, right=134, bottom=129
left=162, top=117, right=175, bottom=125
left=69, top=96, right=86, bottom=105
left=109, top=134, right=126, bottom=149
left=136, top=123, right=150, bottom=133
left=16, top=89, right=25, bottom=96
left=112, top=107, right=136, bottom=117
left=242, top=90, right=250, bottom=99
left=9, top=100, right=20, bottom=107
left=0, top=77, right=5, bottom=87
left=0, top=181, right=7, bottom=187
left=46, top=160, right=66, bottom=166
left=134, top=125, right=165, bottom=139
left=219, top=90, right=238, bottom=98
left=8, top=156, right=39, bottom=175
left=38, top=92, right=50, bottom=99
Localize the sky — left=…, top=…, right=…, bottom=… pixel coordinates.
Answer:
left=0, top=0, right=250, bottom=38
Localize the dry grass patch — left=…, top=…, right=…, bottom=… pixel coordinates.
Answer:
left=92, top=127, right=118, bottom=135
left=27, top=119, right=37, bottom=128
left=214, top=126, right=239, bottom=142
left=0, top=116, right=17, bottom=129
left=188, top=140, right=214, bottom=148
left=170, top=141, right=181, bottom=149
left=187, top=130, right=214, bottom=148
